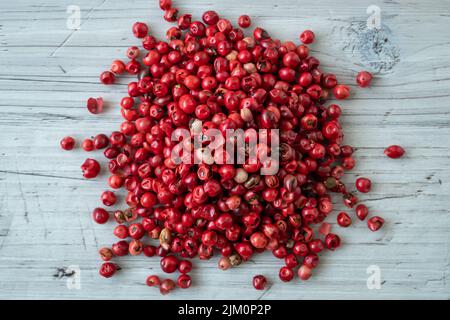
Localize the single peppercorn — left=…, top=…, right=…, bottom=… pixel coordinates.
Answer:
left=146, top=275, right=160, bottom=287
left=368, top=216, right=385, bottom=231
left=132, top=22, right=149, bottom=38
left=356, top=71, right=373, bottom=87
left=81, top=158, right=100, bottom=179
left=160, top=279, right=176, bottom=295
left=82, top=139, right=94, bottom=152
left=325, top=233, right=341, bottom=251
left=333, top=84, right=350, bottom=99
left=111, top=60, right=126, bottom=74
left=87, top=97, right=103, bottom=114
left=160, top=255, right=179, bottom=273
left=101, top=191, right=116, bottom=206
left=279, top=266, right=294, bottom=282
left=100, top=71, right=115, bottom=85
left=99, top=262, right=117, bottom=278
left=60, top=136, right=75, bottom=150
left=298, top=265, right=312, bottom=280
left=384, top=145, right=405, bottom=159
left=252, top=275, right=267, bottom=290
left=337, top=211, right=352, bottom=227
left=300, top=30, right=315, bottom=44
left=99, top=247, right=113, bottom=261
left=355, top=177, right=372, bottom=193
left=92, top=208, right=109, bottom=224
left=238, top=15, right=251, bottom=28
left=177, top=274, right=192, bottom=289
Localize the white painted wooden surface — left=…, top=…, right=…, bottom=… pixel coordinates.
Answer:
left=1, top=0, right=449, bottom=300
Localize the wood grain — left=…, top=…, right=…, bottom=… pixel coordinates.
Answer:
left=0, top=0, right=449, bottom=299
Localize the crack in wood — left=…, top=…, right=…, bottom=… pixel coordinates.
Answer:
left=0, top=170, right=87, bottom=181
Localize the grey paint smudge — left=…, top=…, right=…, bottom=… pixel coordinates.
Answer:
left=53, top=267, right=76, bottom=279
left=339, top=21, right=400, bottom=73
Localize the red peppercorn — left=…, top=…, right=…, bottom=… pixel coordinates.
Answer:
left=355, top=177, right=372, bottom=193
left=279, top=266, right=294, bottom=282
left=250, top=232, right=268, bottom=249
left=319, top=222, right=331, bottom=236
left=99, top=247, right=113, bottom=261
left=238, top=15, right=251, bottom=28
left=164, top=8, right=179, bottom=22
left=298, top=265, right=312, bottom=280
left=189, top=21, right=206, bottom=37
left=333, top=84, right=350, bottom=99
left=285, top=254, right=299, bottom=268
left=303, top=254, right=319, bottom=269
left=92, top=208, right=109, bottom=224
left=218, top=256, right=232, bottom=270
left=143, top=245, right=157, bottom=257
left=177, top=274, right=192, bottom=289
left=236, top=242, right=253, bottom=261
left=355, top=204, right=369, bottom=221
left=113, top=225, right=128, bottom=239
left=108, top=174, right=123, bottom=189
left=343, top=193, right=359, bottom=208
left=159, top=0, right=172, bottom=10
left=87, top=97, right=104, bottom=115
left=126, top=46, right=140, bottom=59
left=356, top=71, right=373, bottom=87
left=132, top=22, right=149, bottom=38
left=253, top=27, right=269, bottom=41
left=81, top=158, right=100, bottom=179
left=300, top=30, right=315, bottom=44
left=60, top=136, right=75, bottom=150
left=252, top=275, right=267, bottom=290
left=384, top=145, right=405, bottom=159
left=160, top=279, right=176, bottom=295
left=129, top=239, right=143, bottom=255
left=324, top=233, right=341, bottom=251
left=342, top=156, right=356, bottom=170
left=99, top=262, right=117, bottom=278
left=368, top=216, right=385, bottom=231
left=93, top=134, right=109, bottom=149
left=112, top=240, right=129, bottom=256
left=201, top=230, right=218, bottom=247
left=128, top=223, right=145, bottom=239
left=308, top=239, right=324, bottom=253
left=337, top=211, right=351, bottom=227
left=146, top=275, right=160, bottom=287
left=101, top=191, right=116, bottom=206
left=202, top=11, right=219, bottom=25
left=178, top=14, right=192, bottom=30
left=178, top=260, right=193, bottom=274
left=273, top=245, right=288, bottom=259
left=82, top=139, right=94, bottom=152
left=100, top=71, right=115, bottom=85
left=160, top=255, right=179, bottom=273
left=111, top=60, right=126, bottom=74
left=140, top=192, right=157, bottom=208
left=293, top=242, right=308, bottom=257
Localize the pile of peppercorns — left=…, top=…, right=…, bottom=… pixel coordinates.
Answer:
left=60, top=0, right=405, bottom=294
